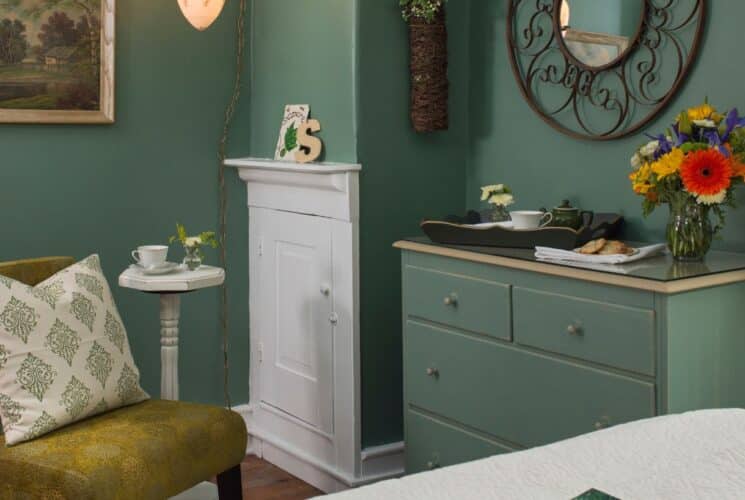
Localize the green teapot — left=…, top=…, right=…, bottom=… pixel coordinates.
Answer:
left=548, top=200, right=594, bottom=230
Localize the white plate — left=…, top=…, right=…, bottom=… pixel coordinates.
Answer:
left=463, top=221, right=514, bottom=229
left=130, top=262, right=181, bottom=276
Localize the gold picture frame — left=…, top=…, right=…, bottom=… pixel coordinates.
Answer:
left=563, top=29, right=630, bottom=68
left=0, top=0, right=114, bottom=124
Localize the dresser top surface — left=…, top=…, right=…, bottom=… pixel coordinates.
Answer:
left=395, top=238, right=745, bottom=294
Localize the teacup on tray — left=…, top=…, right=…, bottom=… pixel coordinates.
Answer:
left=510, top=211, right=553, bottom=230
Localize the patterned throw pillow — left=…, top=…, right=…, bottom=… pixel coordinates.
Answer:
left=0, top=255, right=148, bottom=445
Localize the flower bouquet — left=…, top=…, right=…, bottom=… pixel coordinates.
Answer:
left=481, top=184, right=515, bottom=222
left=629, top=102, right=745, bottom=260
left=169, top=223, right=219, bottom=271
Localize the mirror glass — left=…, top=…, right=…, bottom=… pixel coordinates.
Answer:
left=559, top=0, right=644, bottom=67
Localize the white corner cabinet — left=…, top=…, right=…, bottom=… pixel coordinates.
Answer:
left=226, top=158, right=402, bottom=492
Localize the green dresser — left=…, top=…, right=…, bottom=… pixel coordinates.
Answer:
left=397, top=239, right=745, bottom=474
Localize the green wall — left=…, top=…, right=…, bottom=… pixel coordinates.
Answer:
left=357, top=0, right=469, bottom=446
left=0, top=1, right=250, bottom=406
left=244, top=0, right=357, bottom=161
left=467, top=1, right=745, bottom=250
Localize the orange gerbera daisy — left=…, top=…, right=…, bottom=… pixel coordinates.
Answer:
left=680, top=149, right=733, bottom=196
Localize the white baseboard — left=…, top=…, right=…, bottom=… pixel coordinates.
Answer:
left=234, top=404, right=404, bottom=493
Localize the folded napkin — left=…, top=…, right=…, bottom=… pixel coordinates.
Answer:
left=535, top=243, right=667, bottom=265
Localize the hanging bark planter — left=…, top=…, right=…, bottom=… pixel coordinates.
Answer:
left=408, top=9, right=449, bottom=133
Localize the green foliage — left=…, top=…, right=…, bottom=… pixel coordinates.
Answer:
left=400, top=0, right=446, bottom=23
left=169, top=223, right=188, bottom=245
left=280, top=124, right=297, bottom=158
left=169, top=223, right=219, bottom=260
left=729, top=127, right=745, bottom=160
left=198, top=231, right=219, bottom=249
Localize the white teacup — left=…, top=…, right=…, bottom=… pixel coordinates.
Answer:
left=132, top=245, right=168, bottom=269
left=510, top=211, right=553, bottom=230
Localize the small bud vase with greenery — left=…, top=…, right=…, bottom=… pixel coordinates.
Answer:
left=169, top=223, right=219, bottom=271
left=481, top=184, right=514, bottom=222
left=629, top=101, right=745, bottom=261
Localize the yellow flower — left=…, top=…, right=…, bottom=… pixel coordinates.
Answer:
left=687, top=103, right=719, bottom=123
left=630, top=163, right=653, bottom=194
left=651, top=148, right=685, bottom=180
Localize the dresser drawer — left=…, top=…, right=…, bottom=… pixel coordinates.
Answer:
left=404, top=265, right=511, bottom=341
left=405, top=321, right=655, bottom=448
left=513, top=287, right=655, bottom=376
left=406, top=409, right=514, bottom=474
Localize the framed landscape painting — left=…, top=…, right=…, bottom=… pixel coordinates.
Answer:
left=0, top=0, right=114, bottom=124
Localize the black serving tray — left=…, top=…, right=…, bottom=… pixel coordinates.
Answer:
left=421, top=211, right=624, bottom=250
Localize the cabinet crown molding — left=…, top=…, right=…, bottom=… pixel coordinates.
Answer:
left=226, top=157, right=361, bottom=222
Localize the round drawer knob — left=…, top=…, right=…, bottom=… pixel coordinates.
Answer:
left=443, top=294, right=458, bottom=307
left=426, top=367, right=439, bottom=378
left=426, top=460, right=440, bottom=470
left=567, top=323, right=582, bottom=336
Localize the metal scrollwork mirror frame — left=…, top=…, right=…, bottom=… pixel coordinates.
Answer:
left=507, top=0, right=706, bottom=141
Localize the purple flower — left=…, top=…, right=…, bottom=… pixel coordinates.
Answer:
left=704, top=129, right=729, bottom=157
left=671, top=123, right=689, bottom=147
left=720, top=108, right=745, bottom=143
left=645, top=133, right=673, bottom=159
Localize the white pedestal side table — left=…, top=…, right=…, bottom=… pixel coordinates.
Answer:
left=118, top=264, right=225, bottom=400
left=119, top=265, right=226, bottom=500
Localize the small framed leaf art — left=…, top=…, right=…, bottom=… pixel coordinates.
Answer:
left=274, top=104, right=309, bottom=161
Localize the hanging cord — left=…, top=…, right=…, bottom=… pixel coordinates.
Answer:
left=218, top=0, right=248, bottom=409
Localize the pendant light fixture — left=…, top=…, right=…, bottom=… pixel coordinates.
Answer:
left=178, top=0, right=226, bottom=31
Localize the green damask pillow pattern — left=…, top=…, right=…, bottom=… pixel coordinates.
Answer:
left=0, top=255, right=148, bottom=445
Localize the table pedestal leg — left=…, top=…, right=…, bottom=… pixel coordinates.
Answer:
left=159, top=294, right=219, bottom=499
left=160, top=294, right=181, bottom=401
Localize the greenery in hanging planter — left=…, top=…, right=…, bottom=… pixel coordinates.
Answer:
left=400, top=0, right=446, bottom=23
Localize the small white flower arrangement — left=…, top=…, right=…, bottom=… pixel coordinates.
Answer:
left=169, top=223, right=219, bottom=270
left=480, top=184, right=515, bottom=223
left=480, top=184, right=515, bottom=207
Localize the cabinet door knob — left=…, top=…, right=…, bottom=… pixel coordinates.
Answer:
left=566, top=322, right=583, bottom=336
left=426, top=460, right=440, bottom=470
left=328, top=312, right=339, bottom=325
left=426, top=367, right=439, bottom=378
left=443, top=293, right=458, bottom=307
left=320, top=284, right=331, bottom=296
left=594, top=416, right=610, bottom=430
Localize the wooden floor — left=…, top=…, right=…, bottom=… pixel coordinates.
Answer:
left=241, top=456, right=323, bottom=499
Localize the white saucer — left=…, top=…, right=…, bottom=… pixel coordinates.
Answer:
left=130, top=262, right=181, bottom=276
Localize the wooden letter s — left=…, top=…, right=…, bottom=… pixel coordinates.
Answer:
left=295, top=119, right=323, bottom=164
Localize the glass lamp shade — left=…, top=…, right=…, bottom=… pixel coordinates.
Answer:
left=178, top=0, right=226, bottom=31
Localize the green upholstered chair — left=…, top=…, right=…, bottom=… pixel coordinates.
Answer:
left=0, top=257, right=247, bottom=500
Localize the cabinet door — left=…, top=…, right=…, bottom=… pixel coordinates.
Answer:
left=255, top=208, right=334, bottom=434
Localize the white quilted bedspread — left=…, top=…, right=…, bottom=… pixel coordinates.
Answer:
left=319, top=410, right=745, bottom=500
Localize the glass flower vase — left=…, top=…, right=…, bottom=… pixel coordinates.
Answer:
left=182, top=245, right=202, bottom=271
left=666, top=196, right=713, bottom=261
left=490, top=204, right=511, bottom=223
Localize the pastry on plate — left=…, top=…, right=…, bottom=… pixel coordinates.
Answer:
left=577, top=238, right=607, bottom=255
left=576, top=239, right=635, bottom=256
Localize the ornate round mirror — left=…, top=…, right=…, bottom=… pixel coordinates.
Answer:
left=507, top=0, right=706, bottom=140
left=559, top=0, right=645, bottom=69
